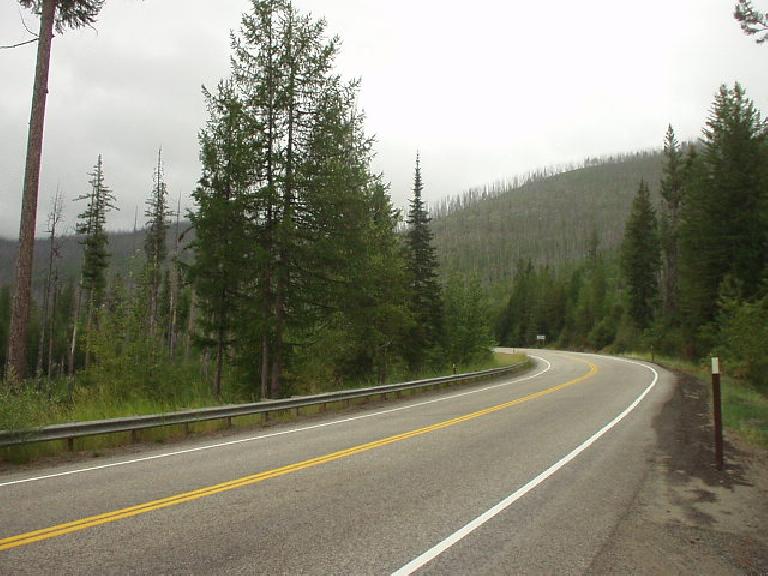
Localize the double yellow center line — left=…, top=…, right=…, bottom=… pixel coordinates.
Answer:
left=0, top=358, right=597, bottom=552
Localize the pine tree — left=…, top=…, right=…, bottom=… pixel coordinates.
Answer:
left=621, top=180, right=661, bottom=329
left=74, top=154, right=117, bottom=369
left=444, top=276, right=494, bottom=365
left=229, top=0, right=344, bottom=396
left=188, top=82, right=255, bottom=398
left=404, top=153, right=443, bottom=368
left=660, top=125, right=684, bottom=317
left=734, top=0, right=768, bottom=43
left=191, top=0, right=413, bottom=396
left=679, top=83, right=767, bottom=340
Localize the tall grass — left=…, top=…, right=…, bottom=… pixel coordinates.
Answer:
left=0, top=350, right=530, bottom=464
left=1, top=351, right=526, bottom=432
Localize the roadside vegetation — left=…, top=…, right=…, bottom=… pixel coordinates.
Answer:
left=0, top=351, right=526, bottom=464
left=1, top=0, right=498, bottom=438
left=628, top=352, right=768, bottom=449
left=0, top=352, right=520, bottom=434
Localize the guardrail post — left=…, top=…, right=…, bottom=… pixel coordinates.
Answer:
left=67, top=437, right=74, bottom=451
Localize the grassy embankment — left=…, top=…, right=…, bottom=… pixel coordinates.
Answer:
left=629, top=352, right=768, bottom=449
left=0, top=351, right=529, bottom=464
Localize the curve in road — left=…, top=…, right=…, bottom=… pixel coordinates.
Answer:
left=0, top=350, right=670, bottom=575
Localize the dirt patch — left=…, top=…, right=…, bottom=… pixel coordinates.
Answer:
left=588, top=370, right=768, bottom=575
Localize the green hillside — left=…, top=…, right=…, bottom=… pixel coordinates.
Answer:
left=431, top=151, right=664, bottom=286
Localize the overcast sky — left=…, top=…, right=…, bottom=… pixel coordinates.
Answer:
left=0, top=0, right=765, bottom=238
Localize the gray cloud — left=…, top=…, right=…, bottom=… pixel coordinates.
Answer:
left=0, top=0, right=765, bottom=238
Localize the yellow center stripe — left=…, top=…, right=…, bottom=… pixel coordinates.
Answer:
left=0, top=358, right=597, bottom=552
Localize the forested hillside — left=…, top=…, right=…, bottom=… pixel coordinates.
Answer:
left=0, top=227, right=190, bottom=295
left=431, top=152, right=664, bottom=285
left=0, top=152, right=664, bottom=295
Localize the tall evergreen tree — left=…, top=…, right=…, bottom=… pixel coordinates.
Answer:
left=75, top=154, right=117, bottom=368
left=659, top=125, right=684, bottom=317
left=497, top=259, right=536, bottom=346
left=190, top=0, right=413, bottom=397
left=680, top=83, right=767, bottom=340
left=404, top=153, right=443, bottom=367
left=230, top=0, right=351, bottom=397
left=188, top=82, right=256, bottom=399
left=621, top=180, right=661, bottom=329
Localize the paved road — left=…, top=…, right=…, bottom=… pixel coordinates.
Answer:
left=0, top=350, right=671, bottom=575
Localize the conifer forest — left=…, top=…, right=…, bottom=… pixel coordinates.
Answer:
left=1, top=0, right=766, bottom=436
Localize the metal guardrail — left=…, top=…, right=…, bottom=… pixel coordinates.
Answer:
left=0, top=361, right=529, bottom=448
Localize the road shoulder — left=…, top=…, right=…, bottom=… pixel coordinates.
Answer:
left=587, top=370, right=768, bottom=575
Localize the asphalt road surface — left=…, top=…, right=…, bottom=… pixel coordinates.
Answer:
left=0, top=350, right=672, bottom=575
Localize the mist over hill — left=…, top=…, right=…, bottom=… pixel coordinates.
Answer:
left=0, top=226, right=192, bottom=294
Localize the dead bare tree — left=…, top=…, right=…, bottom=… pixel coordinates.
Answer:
left=35, top=188, right=63, bottom=384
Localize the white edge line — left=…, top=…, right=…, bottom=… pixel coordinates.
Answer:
left=391, top=355, right=659, bottom=576
left=0, top=357, right=552, bottom=488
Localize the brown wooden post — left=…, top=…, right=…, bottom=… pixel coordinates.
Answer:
left=711, top=357, right=724, bottom=471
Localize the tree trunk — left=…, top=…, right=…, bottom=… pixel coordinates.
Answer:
left=47, top=270, right=57, bottom=380
left=260, top=335, right=270, bottom=399
left=214, top=326, right=224, bottom=399
left=201, top=346, right=210, bottom=385
left=68, top=280, right=82, bottom=376
left=270, top=283, right=283, bottom=398
left=185, top=289, right=195, bottom=361
left=67, top=282, right=81, bottom=402
left=261, top=25, right=275, bottom=400
left=6, top=0, right=57, bottom=383
left=84, top=290, right=94, bottom=370
left=36, top=222, right=57, bottom=383
left=270, top=11, right=294, bottom=399
left=168, top=197, right=180, bottom=359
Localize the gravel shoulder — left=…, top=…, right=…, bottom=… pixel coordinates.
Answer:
left=588, top=370, right=768, bottom=575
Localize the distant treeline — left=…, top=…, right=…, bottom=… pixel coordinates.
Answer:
left=496, top=83, right=768, bottom=392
